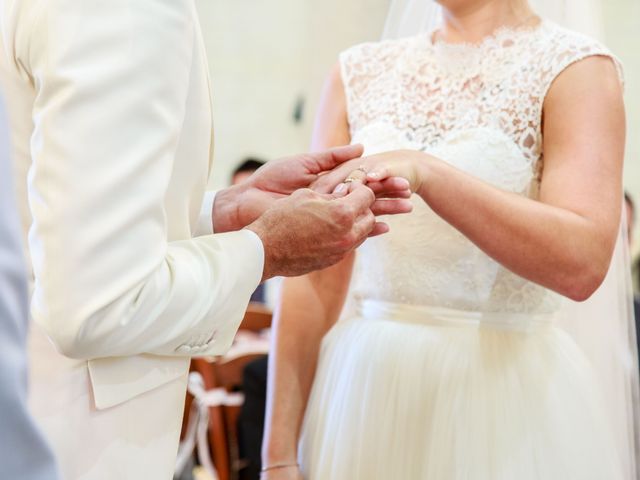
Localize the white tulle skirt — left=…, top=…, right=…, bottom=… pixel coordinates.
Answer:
left=299, top=300, right=623, bottom=480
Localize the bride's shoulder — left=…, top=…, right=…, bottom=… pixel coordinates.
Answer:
left=534, top=20, right=623, bottom=84
left=540, top=20, right=604, bottom=49
left=536, top=21, right=614, bottom=59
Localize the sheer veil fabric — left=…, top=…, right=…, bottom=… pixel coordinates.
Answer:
left=382, top=1, right=640, bottom=478
left=382, top=0, right=605, bottom=40
left=382, top=0, right=443, bottom=40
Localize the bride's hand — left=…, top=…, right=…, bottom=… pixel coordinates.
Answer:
left=311, top=149, right=426, bottom=196
left=260, top=466, right=304, bottom=480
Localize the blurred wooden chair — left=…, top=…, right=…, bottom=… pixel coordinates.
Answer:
left=181, top=303, right=272, bottom=480
left=238, top=302, right=272, bottom=332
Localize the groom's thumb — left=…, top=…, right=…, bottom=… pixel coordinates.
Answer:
left=310, top=144, right=364, bottom=173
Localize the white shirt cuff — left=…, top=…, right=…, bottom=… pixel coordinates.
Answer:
left=243, top=228, right=266, bottom=270
left=194, top=191, right=216, bottom=236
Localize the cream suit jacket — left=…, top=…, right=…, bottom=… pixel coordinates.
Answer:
left=0, top=0, right=263, bottom=436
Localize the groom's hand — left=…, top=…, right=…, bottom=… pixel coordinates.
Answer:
left=213, top=145, right=364, bottom=233
left=212, top=144, right=412, bottom=233
left=246, top=184, right=385, bottom=281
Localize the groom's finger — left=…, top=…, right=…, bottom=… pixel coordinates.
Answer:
left=331, top=165, right=368, bottom=195
left=306, top=144, right=364, bottom=174
left=311, top=161, right=360, bottom=193
left=352, top=209, right=377, bottom=244
left=336, top=183, right=376, bottom=216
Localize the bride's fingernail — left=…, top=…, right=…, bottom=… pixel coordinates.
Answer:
left=334, top=183, right=347, bottom=194
left=368, top=172, right=381, bottom=180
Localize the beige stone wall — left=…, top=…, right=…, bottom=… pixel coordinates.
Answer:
left=196, top=0, right=388, bottom=190
left=602, top=0, right=640, bottom=253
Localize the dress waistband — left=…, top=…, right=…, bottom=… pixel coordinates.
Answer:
left=356, top=299, right=556, bottom=333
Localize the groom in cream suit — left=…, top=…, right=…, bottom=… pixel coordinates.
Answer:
left=0, top=0, right=411, bottom=478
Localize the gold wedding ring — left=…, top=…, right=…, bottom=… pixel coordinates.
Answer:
left=344, top=165, right=368, bottom=183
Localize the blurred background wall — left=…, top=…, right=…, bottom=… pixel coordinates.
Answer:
left=195, top=0, right=387, bottom=190
left=196, top=0, right=640, bottom=252
left=604, top=0, right=640, bottom=218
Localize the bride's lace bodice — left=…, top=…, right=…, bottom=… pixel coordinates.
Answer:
left=342, top=21, right=621, bottom=314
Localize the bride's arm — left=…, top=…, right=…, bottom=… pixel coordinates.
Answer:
left=261, top=65, right=355, bottom=477
left=318, top=56, right=625, bottom=302
left=417, top=57, right=623, bottom=301
left=262, top=258, right=355, bottom=477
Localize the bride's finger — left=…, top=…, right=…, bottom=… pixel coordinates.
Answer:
left=367, top=177, right=412, bottom=198
left=367, top=165, right=392, bottom=182
left=368, top=222, right=390, bottom=238
left=371, top=199, right=413, bottom=216
left=379, top=189, right=412, bottom=199
left=333, top=166, right=368, bottom=194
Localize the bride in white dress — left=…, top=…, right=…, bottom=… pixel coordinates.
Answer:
left=262, top=1, right=638, bottom=479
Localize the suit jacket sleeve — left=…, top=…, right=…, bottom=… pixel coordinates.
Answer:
left=19, top=0, right=264, bottom=359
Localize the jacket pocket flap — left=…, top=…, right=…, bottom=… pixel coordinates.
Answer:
left=88, top=355, right=189, bottom=409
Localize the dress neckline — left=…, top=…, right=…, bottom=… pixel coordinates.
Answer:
left=428, top=18, right=546, bottom=50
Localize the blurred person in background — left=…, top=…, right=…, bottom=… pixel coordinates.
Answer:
left=625, top=191, right=636, bottom=248
left=626, top=192, right=640, bottom=294
left=0, top=95, right=58, bottom=480
left=233, top=158, right=267, bottom=187
left=239, top=354, right=270, bottom=480
left=625, top=192, right=640, bottom=346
